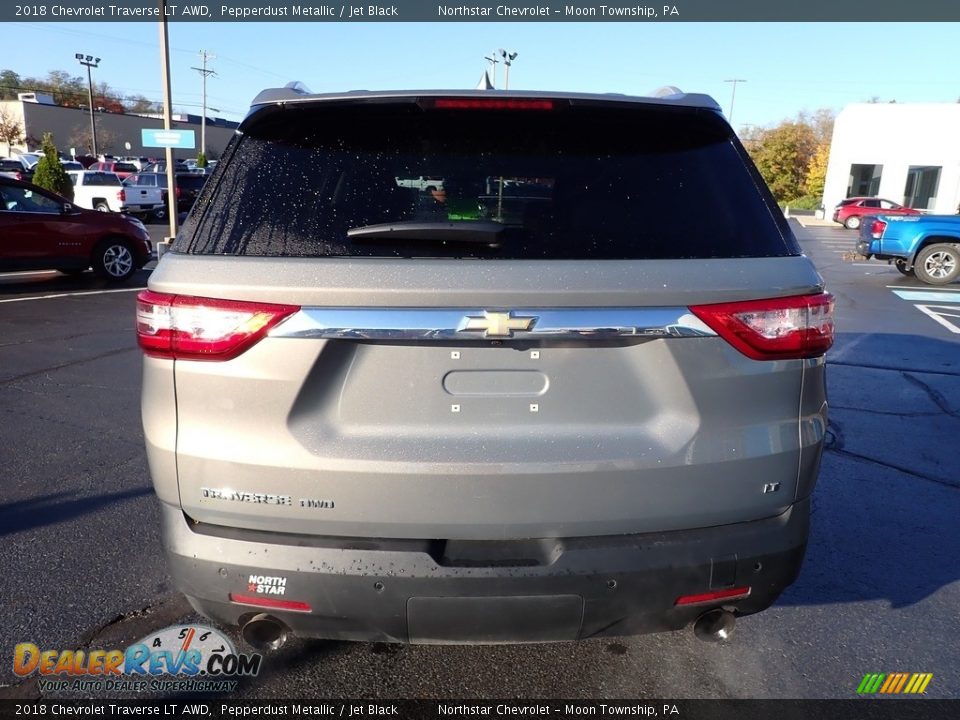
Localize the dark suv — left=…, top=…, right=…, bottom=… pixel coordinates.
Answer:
left=138, top=88, right=833, bottom=648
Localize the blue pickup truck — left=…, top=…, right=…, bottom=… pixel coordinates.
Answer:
left=858, top=214, right=960, bottom=285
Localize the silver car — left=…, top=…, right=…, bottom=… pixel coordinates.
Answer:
left=138, top=87, right=833, bottom=648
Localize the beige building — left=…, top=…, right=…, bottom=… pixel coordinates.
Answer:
left=0, top=95, right=238, bottom=160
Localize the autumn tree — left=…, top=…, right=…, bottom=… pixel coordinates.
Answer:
left=749, top=121, right=818, bottom=203
left=126, top=95, right=160, bottom=114
left=804, top=143, right=831, bottom=200
left=31, top=133, right=73, bottom=201
left=0, top=107, right=24, bottom=155
left=746, top=109, right=836, bottom=207
left=1, top=69, right=129, bottom=111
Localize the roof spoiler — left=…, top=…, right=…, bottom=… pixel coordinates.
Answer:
left=245, top=85, right=723, bottom=113
left=250, top=81, right=313, bottom=105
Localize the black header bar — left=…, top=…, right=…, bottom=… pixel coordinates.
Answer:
left=2, top=1, right=959, bottom=22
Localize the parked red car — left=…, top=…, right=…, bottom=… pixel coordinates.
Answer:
left=89, top=160, right=139, bottom=180
left=832, top=197, right=921, bottom=230
left=0, top=176, right=152, bottom=281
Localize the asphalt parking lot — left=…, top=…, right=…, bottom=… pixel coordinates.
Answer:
left=0, top=220, right=957, bottom=700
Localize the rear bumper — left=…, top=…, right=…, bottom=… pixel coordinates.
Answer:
left=161, top=497, right=810, bottom=644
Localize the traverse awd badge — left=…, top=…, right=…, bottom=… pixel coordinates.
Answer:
left=459, top=311, right=537, bottom=338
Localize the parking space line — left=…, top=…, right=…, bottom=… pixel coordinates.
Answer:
left=887, top=285, right=960, bottom=293
left=0, top=288, right=143, bottom=304
left=892, top=290, right=960, bottom=303
left=915, top=305, right=960, bottom=334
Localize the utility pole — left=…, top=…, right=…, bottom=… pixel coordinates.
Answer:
left=158, top=0, right=178, bottom=242
left=75, top=54, right=100, bottom=156
left=484, top=51, right=500, bottom=88
left=499, top=49, right=518, bottom=90
left=724, top=79, right=746, bottom=126
left=191, top=50, right=216, bottom=158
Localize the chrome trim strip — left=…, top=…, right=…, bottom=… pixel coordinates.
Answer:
left=271, top=308, right=716, bottom=341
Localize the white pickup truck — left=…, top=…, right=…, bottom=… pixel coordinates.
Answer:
left=67, top=170, right=164, bottom=218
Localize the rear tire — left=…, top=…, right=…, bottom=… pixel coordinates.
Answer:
left=914, top=244, right=960, bottom=285
left=844, top=215, right=861, bottom=230
left=94, top=201, right=110, bottom=212
left=152, top=206, right=167, bottom=222
left=91, top=238, right=137, bottom=282
left=894, top=258, right=914, bottom=276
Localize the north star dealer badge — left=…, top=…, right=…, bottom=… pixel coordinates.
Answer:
left=247, top=575, right=287, bottom=595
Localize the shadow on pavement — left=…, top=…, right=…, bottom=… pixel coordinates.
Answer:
left=0, top=487, right=154, bottom=536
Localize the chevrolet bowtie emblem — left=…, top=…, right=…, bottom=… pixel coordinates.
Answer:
left=459, top=311, right=537, bottom=338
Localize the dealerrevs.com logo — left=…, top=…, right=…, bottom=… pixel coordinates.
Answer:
left=13, top=624, right=261, bottom=693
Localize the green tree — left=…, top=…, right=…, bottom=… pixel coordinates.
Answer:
left=196, top=151, right=207, bottom=168
left=749, top=121, right=817, bottom=203
left=31, top=133, right=73, bottom=201
left=0, top=69, right=22, bottom=100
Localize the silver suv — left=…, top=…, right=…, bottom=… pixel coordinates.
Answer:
left=138, top=87, right=833, bottom=648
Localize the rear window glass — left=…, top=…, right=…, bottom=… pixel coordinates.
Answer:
left=83, top=172, right=121, bottom=186
left=178, top=100, right=796, bottom=259
left=176, top=174, right=207, bottom=191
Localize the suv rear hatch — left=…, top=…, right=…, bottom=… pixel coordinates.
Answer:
left=143, top=93, right=828, bottom=540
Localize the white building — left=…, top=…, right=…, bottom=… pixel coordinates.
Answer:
left=822, top=103, right=960, bottom=215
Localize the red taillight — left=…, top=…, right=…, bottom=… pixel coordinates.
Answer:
left=690, top=292, right=834, bottom=361
left=229, top=594, right=312, bottom=613
left=870, top=219, right=887, bottom=239
left=430, top=98, right=555, bottom=111
left=175, top=186, right=182, bottom=199
left=118, top=188, right=126, bottom=202
left=675, top=587, right=752, bottom=606
left=136, top=291, right=299, bottom=361
left=15, top=171, right=24, bottom=181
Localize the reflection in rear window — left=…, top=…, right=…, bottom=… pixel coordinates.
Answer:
left=179, top=101, right=796, bottom=260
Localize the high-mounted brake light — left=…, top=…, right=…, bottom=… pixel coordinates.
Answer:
left=675, top=586, right=752, bottom=606
left=136, top=291, right=299, bottom=361
left=870, top=219, right=887, bottom=239
left=430, top=98, right=555, bottom=111
left=690, top=293, right=834, bottom=361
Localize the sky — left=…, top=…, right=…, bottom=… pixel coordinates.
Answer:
left=5, top=21, right=960, bottom=131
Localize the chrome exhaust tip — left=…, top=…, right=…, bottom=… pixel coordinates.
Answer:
left=693, top=609, right=736, bottom=642
left=241, top=613, right=288, bottom=652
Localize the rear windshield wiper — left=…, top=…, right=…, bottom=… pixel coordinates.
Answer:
left=347, top=220, right=506, bottom=246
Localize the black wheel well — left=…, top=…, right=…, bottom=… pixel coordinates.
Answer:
left=91, top=234, right=134, bottom=256
left=913, top=236, right=960, bottom=261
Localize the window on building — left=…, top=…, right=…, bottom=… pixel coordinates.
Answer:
left=903, top=166, right=941, bottom=210
left=847, top=164, right=882, bottom=197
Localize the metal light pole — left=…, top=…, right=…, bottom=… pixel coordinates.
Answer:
left=724, top=79, right=746, bottom=126
left=484, top=52, right=500, bottom=88
left=191, top=49, right=216, bottom=159
left=75, top=53, right=100, bottom=156
left=499, top=50, right=518, bottom=90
